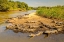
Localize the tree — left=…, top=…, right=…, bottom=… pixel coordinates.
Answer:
left=0, top=0, right=9, bottom=11
left=0, top=0, right=29, bottom=11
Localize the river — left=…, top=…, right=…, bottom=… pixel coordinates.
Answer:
left=0, top=10, right=64, bottom=42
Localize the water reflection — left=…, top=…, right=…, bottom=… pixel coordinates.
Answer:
left=0, top=11, right=15, bottom=24
left=0, top=10, right=64, bottom=42
left=0, top=24, right=64, bottom=42
left=0, top=10, right=36, bottom=24
left=1, top=29, right=64, bottom=42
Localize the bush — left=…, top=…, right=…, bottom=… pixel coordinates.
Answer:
left=36, top=6, right=64, bottom=20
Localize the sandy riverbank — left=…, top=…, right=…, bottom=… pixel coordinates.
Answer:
left=6, top=12, right=64, bottom=37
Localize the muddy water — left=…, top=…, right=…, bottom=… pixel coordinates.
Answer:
left=0, top=10, right=64, bottom=42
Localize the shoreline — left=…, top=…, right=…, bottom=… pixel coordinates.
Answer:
left=6, top=12, right=64, bottom=37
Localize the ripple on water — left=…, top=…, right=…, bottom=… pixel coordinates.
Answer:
left=0, top=24, right=64, bottom=42
left=0, top=10, right=64, bottom=42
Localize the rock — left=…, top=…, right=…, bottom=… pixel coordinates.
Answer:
left=17, top=15, right=23, bottom=19
left=13, top=29, right=19, bottom=33
left=29, top=33, right=36, bottom=37
left=26, top=29, right=36, bottom=33
left=45, top=25, right=51, bottom=29
left=54, top=21, right=58, bottom=24
left=29, top=31, right=43, bottom=37
left=25, top=21, right=29, bottom=23
left=55, top=26, right=63, bottom=28
left=39, top=21, right=44, bottom=25
left=6, top=17, right=18, bottom=23
left=51, top=20, right=55, bottom=23
left=43, top=27, right=49, bottom=30
left=25, top=14, right=29, bottom=16
left=6, top=14, right=64, bottom=36
left=28, top=21, right=36, bottom=23
left=44, top=29, right=58, bottom=34
left=36, top=31, right=43, bottom=36
left=20, top=28, right=36, bottom=33
left=17, top=24, right=25, bottom=29
left=51, top=27, right=57, bottom=30
left=39, top=25, right=43, bottom=28
left=58, top=22, right=63, bottom=24
left=29, top=25, right=39, bottom=28
left=43, top=24, right=52, bottom=29
left=22, top=16, right=29, bottom=19
left=6, top=24, right=16, bottom=29
left=57, top=28, right=63, bottom=32
left=5, top=20, right=10, bottom=23
left=5, top=19, right=13, bottom=23
left=55, top=22, right=63, bottom=26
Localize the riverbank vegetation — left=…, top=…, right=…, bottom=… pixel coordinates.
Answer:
left=36, top=5, right=64, bottom=20
left=0, top=0, right=33, bottom=12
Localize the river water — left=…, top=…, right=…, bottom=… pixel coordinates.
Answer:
left=0, top=10, right=64, bottom=42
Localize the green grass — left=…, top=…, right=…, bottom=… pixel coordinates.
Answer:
left=36, top=6, right=64, bottom=20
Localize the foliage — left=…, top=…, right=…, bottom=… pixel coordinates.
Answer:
left=36, top=6, right=64, bottom=20
left=28, top=7, right=34, bottom=10
left=0, top=0, right=28, bottom=11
